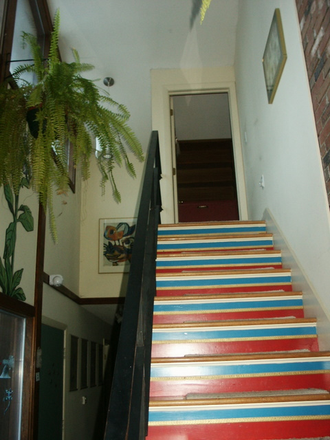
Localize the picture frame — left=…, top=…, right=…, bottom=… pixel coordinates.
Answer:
left=262, top=8, right=287, bottom=104
left=99, top=218, right=137, bottom=273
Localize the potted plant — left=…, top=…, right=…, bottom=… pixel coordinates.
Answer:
left=0, top=10, right=144, bottom=241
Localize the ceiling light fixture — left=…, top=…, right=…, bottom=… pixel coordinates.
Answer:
left=103, top=77, right=114, bottom=87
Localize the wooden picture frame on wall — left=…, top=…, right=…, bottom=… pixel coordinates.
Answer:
left=99, top=218, right=136, bottom=273
left=262, top=8, right=287, bottom=104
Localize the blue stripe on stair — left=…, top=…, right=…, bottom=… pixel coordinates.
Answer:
left=156, top=256, right=282, bottom=268
left=156, top=275, right=292, bottom=289
left=153, top=298, right=302, bottom=313
left=148, top=401, right=330, bottom=424
left=152, top=325, right=317, bottom=342
left=150, top=360, right=330, bottom=378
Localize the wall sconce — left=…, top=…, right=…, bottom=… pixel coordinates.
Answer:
left=49, top=274, right=64, bottom=287
left=0, top=356, right=14, bottom=379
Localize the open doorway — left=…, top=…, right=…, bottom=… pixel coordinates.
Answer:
left=171, top=93, right=239, bottom=223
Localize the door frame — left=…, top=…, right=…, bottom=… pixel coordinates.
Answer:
left=151, top=67, right=248, bottom=224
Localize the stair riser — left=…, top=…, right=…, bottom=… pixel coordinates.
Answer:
left=150, top=373, right=330, bottom=398
left=151, top=337, right=319, bottom=358
left=147, top=419, right=330, bottom=440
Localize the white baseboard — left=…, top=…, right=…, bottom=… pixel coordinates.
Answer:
left=263, top=208, right=330, bottom=351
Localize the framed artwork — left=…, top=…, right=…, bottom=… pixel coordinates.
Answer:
left=262, top=8, right=287, bottom=104
left=99, top=218, right=136, bottom=273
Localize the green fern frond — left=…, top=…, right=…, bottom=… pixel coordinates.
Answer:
left=200, top=0, right=212, bottom=23
left=0, top=10, right=144, bottom=241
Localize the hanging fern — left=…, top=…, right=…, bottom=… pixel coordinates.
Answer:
left=200, top=0, right=212, bottom=23
left=0, top=10, right=144, bottom=241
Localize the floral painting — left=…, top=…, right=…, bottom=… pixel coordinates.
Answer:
left=99, top=218, right=136, bottom=273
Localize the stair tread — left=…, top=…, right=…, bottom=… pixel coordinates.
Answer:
left=157, top=249, right=281, bottom=258
left=159, top=221, right=267, bottom=228
left=156, top=268, right=291, bottom=278
left=149, top=393, right=330, bottom=406
left=151, top=351, right=330, bottom=364
left=153, top=317, right=316, bottom=329
left=158, top=232, right=273, bottom=241
left=186, top=389, right=330, bottom=400
left=154, top=292, right=303, bottom=302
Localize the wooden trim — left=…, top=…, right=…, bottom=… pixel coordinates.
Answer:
left=43, top=272, right=80, bottom=303
left=0, top=0, right=17, bottom=82
left=0, top=291, right=35, bottom=316
left=32, top=202, right=46, bottom=440
left=79, top=297, right=125, bottom=305
left=43, top=272, right=125, bottom=305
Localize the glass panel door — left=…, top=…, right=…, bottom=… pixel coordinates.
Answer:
left=0, top=309, right=26, bottom=440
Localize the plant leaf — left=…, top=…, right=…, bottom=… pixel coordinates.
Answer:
left=18, top=205, right=34, bottom=232
left=12, top=268, right=23, bottom=290
left=12, top=287, right=26, bottom=301
left=4, top=185, right=14, bottom=215
left=4, top=222, right=16, bottom=260
left=4, top=255, right=13, bottom=294
left=20, top=177, right=30, bottom=189
left=0, top=257, right=7, bottom=294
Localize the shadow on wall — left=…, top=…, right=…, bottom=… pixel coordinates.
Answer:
left=190, top=0, right=202, bottom=28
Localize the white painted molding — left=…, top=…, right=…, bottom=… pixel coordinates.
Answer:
left=151, top=67, right=248, bottom=224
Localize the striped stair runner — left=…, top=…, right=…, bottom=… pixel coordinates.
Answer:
left=146, top=221, right=330, bottom=440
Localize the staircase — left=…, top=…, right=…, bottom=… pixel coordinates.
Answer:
left=146, top=221, right=330, bottom=440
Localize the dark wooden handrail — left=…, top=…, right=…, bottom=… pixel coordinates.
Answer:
left=104, top=131, right=162, bottom=440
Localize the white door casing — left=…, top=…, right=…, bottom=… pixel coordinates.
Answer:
left=151, top=67, right=248, bottom=224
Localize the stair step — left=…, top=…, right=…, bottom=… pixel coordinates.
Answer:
left=156, top=249, right=282, bottom=273
left=158, top=221, right=267, bottom=238
left=150, top=352, right=330, bottom=398
left=147, top=395, right=330, bottom=440
left=156, top=268, right=292, bottom=296
left=152, top=318, right=319, bottom=358
left=157, top=233, right=274, bottom=254
left=153, top=292, right=304, bottom=323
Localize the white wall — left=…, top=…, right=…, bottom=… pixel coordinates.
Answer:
left=43, top=170, right=112, bottom=440
left=235, top=0, right=330, bottom=317
left=42, top=287, right=111, bottom=440
left=173, top=93, right=232, bottom=140
left=45, top=0, right=240, bottom=298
